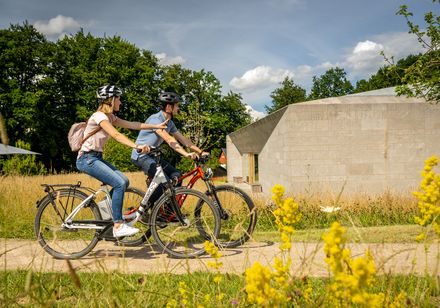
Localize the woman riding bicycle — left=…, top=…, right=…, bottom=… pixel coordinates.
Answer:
left=76, top=85, right=167, bottom=238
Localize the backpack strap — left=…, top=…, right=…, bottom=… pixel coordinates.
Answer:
left=80, top=120, right=102, bottom=146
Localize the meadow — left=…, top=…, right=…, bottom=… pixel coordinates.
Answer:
left=1, top=170, right=439, bottom=307
left=0, top=171, right=424, bottom=241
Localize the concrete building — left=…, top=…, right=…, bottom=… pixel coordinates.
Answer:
left=226, top=88, right=440, bottom=195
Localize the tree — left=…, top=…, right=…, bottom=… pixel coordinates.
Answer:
left=160, top=65, right=250, bottom=150
left=309, top=67, right=353, bottom=100
left=0, top=22, right=49, bottom=147
left=157, top=65, right=251, bottom=170
left=394, top=1, right=440, bottom=103
left=0, top=24, right=250, bottom=173
left=265, top=77, right=306, bottom=114
left=354, top=54, right=420, bottom=93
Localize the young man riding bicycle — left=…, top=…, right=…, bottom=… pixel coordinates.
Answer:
left=131, top=91, right=209, bottom=202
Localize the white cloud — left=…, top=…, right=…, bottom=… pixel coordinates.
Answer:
left=353, top=40, right=383, bottom=54
left=374, top=31, right=426, bottom=58
left=344, top=33, right=426, bottom=79
left=155, top=53, right=186, bottom=66
left=34, top=15, right=81, bottom=37
left=295, top=64, right=312, bottom=76
left=246, top=104, right=266, bottom=121
left=345, top=40, right=385, bottom=75
left=229, top=65, right=294, bottom=92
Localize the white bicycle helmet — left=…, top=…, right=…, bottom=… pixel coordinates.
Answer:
left=96, top=85, right=123, bottom=102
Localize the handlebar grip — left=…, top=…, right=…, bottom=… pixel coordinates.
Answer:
left=197, top=154, right=210, bottom=164
left=136, top=148, right=142, bottom=153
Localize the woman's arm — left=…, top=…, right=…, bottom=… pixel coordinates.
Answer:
left=114, top=118, right=168, bottom=130
left=99, top=120, right=149, bottom=153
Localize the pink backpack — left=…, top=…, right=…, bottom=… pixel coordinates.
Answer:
left=67, top=121, right=101, bottom=152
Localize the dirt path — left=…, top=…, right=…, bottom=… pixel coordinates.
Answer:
left=1, top=238, right=439, bottom=276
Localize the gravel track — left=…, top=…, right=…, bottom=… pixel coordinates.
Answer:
left=1, top=238, right=439, bottom=277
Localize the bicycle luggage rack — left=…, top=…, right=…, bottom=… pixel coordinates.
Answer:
left=41, top=181, right=82, bottom=192
left=37, top=181, right=96, bottom=208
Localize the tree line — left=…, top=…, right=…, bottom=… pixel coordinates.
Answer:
left=0, top=22, right=251, bottom=174
left=0, top=1, right=438, bottom=174
left=265, top=55, right=419, bottom=114
left=265, top=2, right=439, bottom=114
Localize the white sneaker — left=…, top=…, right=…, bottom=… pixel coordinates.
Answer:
left=113, top=223, right=139, bottom=238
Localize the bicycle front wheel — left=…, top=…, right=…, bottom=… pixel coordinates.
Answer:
left=207, top=185, right=257, bottom=248
left=150, top=187, right=220, bottom=259
left=34, top=189, right=101, bottom=259
left=118, top=187, right=151, bottom=247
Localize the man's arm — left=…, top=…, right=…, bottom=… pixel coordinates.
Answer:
left=155, top=129, right=197, bottom=159
left=173, top=131, right=209, bottom=156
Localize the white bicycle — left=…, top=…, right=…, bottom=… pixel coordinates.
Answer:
left=35, top=148, right=221, bottom=259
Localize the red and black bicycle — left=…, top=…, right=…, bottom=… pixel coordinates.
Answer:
left=120, top=154, right=257, bottom=248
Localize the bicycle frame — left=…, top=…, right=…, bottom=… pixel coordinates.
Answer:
left=178, top=164, right=205, bottom=189
left=126, top=152, right=189, bottom=226
left=178, top=159, right=229, bottom=219
left=56, top=156, right=189, bottom=237
left=62, top=185, right=111, bottom=230
left=63, top=164, right=182, bottom=232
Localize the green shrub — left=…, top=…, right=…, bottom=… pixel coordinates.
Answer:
left=0, top=140, right=47, bottom=175
left=103, top=138, right=138, bottom=172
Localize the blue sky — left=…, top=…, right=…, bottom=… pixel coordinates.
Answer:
left=0, top=0, right=436, bottom=118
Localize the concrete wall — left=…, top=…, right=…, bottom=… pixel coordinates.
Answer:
left=232, top=95, right=440, bottom=195
left=226, top=135, right=243, bottom=183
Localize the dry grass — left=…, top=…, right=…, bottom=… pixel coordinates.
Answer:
left=0, top=171, right=149, bottom=238
left=0, top=171, right=149, bottom=209
left=252, top=188, right=418, bottom=231
left=0, top=172, right=420, bottom=239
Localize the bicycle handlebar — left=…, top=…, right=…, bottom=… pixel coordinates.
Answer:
left=141, top=146, right=208, bottom=164
left=148, top=146, right=162, bottom=156
left=195, top=154, right=210, bottom=165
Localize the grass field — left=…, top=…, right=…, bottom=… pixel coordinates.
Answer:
left=0, top=172, right=421, bottom=240
left=1, top=270, right=439, bottom=307
left=1, top=172, right=439, bottom=307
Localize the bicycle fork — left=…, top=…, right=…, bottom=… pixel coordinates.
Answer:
left=164, top=184, right=189, bottom=226
left=205, top=182, right=229, bottom=220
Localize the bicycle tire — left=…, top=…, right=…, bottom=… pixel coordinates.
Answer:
left=149, top=187, right=221, bottom=259
left=202, top=185, right=257, bottom=248
left=117, top=187, right=151, bottom=247
left=34, top=189, right=101, bottom=259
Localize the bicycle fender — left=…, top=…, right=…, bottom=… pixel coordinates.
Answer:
left=35, top=194, right=51, bottom=208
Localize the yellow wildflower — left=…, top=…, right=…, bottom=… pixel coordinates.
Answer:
left=166, top=299, right=177, bottom=308
left=413, top=155, right=440, bottom=239
left=245, top=262, right=285, bottom=306
left=204, top=241, right=222, bottom=259
left=323, top=222, right=385, bottom=307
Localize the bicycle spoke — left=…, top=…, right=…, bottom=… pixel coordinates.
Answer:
left=150, top=188, right=220, bottom=258
left=35, top=189, right=100, bottom=259
left=210, top=185, right=257, bottom=248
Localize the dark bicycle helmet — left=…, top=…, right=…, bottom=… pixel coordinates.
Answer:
left=158, top=91, right=181, bottom=108
left=96, top=85, right=123, bottom=102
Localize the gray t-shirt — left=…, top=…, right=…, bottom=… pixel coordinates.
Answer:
left=131, top=110, right=177, bottom=160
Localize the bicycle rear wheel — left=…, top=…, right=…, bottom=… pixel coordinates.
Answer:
left=206, top=185, right=257, bottom=248
left=117, top=187, right=151, bottom=247
left=34, top=189, right=101, bottom=259
left=150, top=187, right=220, bottom=259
